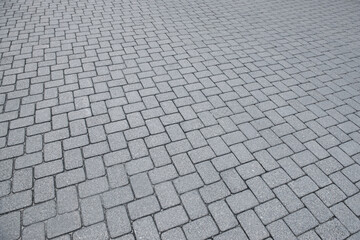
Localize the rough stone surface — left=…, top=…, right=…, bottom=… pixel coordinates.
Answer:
left=0, top=0, right=360, bottom=239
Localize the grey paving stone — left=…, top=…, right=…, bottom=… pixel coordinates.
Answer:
left=73, top=223, right=109, bottom=240
left=255, top=199, right=288, bottom=225
left=155, top=205, right=188, bottom=232
left=134, top=217, right=160, bottom=240
left=213, top=227, right=248, bottom=240
left=0, top=160, right=13, bottom=181
left=331, top=203, right=360, bottom=233
left=262, top=168, right=291, bottom=188
left=315, top=219, right=350, bottom=240
left=130, top=172, right=153, bottom=198
left=0, top=211, right=20, bottom=240
left=244, top=137, right=270, bottom=153
left=316, top=184, right=346, bottom=207
left=274, top=185, right=304, bottom=213
left=220, top=168, right=247, bottom=193
left=107, top=164, right=128, bottom=188
left=155, top=181, right=180, bottom=209
left=303, top=164, right=332, bottom=188
left=22, top=223, right=45, bottom=240
left=330, top=171, right=358, bottom=196
left=34, top=177, right=55, bottom=203
left=64, top=148, right=83, bottom=170
left=209, top=200, right=238, bottom=231
left=0, top=181, right=10, bottom=198
left=328, top=147, right=354, bottom=167
left=236, top=160, right=265, bottom=180
left=226, top=189, right=259, bottom=214
left=254, top=150, right=279, bottom=171
left=101, top=185, right=134, bottom=209
left=183, top=216, right=219, bottom=240
left=162, top=228, right=186, bottom=240
left=55, top=168, right=86, bottom=188
left=267, top=144, right=293, bottom=160
left=304, top=141, right=329, bottom=160
left=148, top=164, right=178, bottom=184
left=292, top=150, right=318, bottom=167
left=23, top=201, right=56, bottom=227
left=149, top=146, right=171, bottom=167
left=12, top=168, right=33, bottom=192
left=298, top=230, right=322, bottom=240
left=46, top=211, right=81, bottom=238
left=208, top=136, right=230, bottom=155
left=316, top=157, right=343, bottom=175
left=106, top=206, right=131, bottom=238
left=196, top=161, right=220, bottom=184
left=88, top=126, right=106, bottom=143
left=82, top=141, right=110, bottom=158
left=63, top=135, right=89, bottom=150
left=238, top=210, right=269, bottom=240
left=15, top=152, right=42, bottom=169
left=247, top=176, right=275, bottom=203
left=284, top=208, right=319, bottom=236
left=347, top=231, right=360, bottom=240
left=57, top=186, right=78, bottom=214
left=1, top=0, right=360, bottom=239
left=128, top=195, right=160, bottom=220
left=166, top=124, right=186, bottom=141
left=289, top=176, right=319, bottom=198
left=267, top=220, right=296, bottom=240
left=222, top=131, right=246, bottom=146
left=212, top=153, right=239, bottom=171
left=342, top=164, right=360, bottom=183
left=129, top=139, right=149, bottom=159
left=78, top=176, right=109, bottom=198
left=199, top=180, right=230, bottom=203
left=230, top=143, right=254, bottom=163
left=174, top=172, right=204, bottom=194
left=146, top=118, right=165, bottom=135
left=181, top=190, right=208, bottom=220
left=145, top=132, right=170, bottom=148
left=187, top=130, right=207, bottom=148
left=345, top=193, right=360, bottom=216
left=34, top=160, right=63, bottom=178
left=25, top=135, right=43, bottom=154
left=104, top=149, right=131, bottom=167
left=125, top=156, right=154, bottom=176
left=302, top=194, right=333, bottom=223
left=172, top=153, right=196, bottom=175
left=188, top=146, right=215, bottom=163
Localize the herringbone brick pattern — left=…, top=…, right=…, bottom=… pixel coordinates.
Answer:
left=0, top=0, right=360, bottom=239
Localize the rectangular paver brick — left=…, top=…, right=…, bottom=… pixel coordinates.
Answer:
left=209, top=200, right=238, bottom=231
left=238, top=210, right=269, bottom=240
left=80, top=196, right=104, bottom=226
left=199, top=181, right=230, bottom=203
left=23, top=200, right=56, bottom=226
left=285, top=208, right=319, bottom=236
left=78, top=176, right=109, bottom=198
left=106, top=206, right=131, bottom=238
left=128, top=195, right=160, bottom=220
left=46, top=211, right=81, bottom=238
left=183, top=216, right=219, bottom=240
left=226, top=189, right=259, bottom=214
left=0, top=212, right=20, bottom=240
left=155, top=206, right=188, bottom=232
left=73, top=222, right=109, bottom=240
left=134, top=217, right=160, bottom=240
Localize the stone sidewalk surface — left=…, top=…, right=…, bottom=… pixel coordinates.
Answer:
left=1, top=0, right=360, bottom=239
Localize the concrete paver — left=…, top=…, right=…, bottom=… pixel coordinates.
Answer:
left=0, top=0, right=360, bottom=239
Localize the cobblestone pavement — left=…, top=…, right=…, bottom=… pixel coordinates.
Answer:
left=1, top=0, right=360, bottom=239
